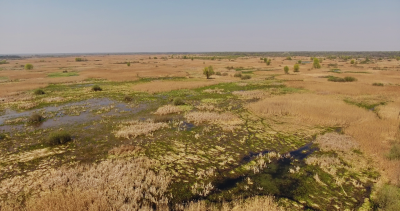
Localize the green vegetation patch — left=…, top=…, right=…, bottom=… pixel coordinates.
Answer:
left=344, top=98, right=386, bottom=110
left=48, top=71, right=79, bottom=77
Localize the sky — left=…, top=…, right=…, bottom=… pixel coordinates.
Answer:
left=0, top=0, right=399, bottom=54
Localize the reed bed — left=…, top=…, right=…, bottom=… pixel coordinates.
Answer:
left=114, top=119, right=169, bottom=139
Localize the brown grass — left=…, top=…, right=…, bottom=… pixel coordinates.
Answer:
left=114, top=119, right=169, bottom=139
left=154, top=104, right=183, bottom=115
left=185, top=111, right=243, bottom=126
left=0, top=157, right=171, bottom=211
left=132, top=80, right=219, bottom=93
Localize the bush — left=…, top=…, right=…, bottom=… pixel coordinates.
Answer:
left=91, top=85, right=102, bottom=91
left=75, top=58, right=83, bottom=62
left=293, top=64, right=300, bottom=72
left=215, top=72, right=221, bottom=75
left=297, top=60, right=302, bottom=64
left=387, top=143, right=400, bottom=160
left=0, top=133, right=5, bottom=140
left=154, top=57, right=157, bottom=59
left=344, top=76, right=357, bottom=82
left=222, top=72, right=228, bottom=76
left=226, top=66, right=234, bottom=70
left=48, top=131, right=72, bottom=145
left=313, top=58, right=321, bottom=69
left=286, top=56, right=292, bottom=60
left=203, top=66, right=215, bottom=79
left=284, top=66, right=289, bottom=74
left=124, top=95, right=133, bottom=102
left=173, top=97, right=184, bottom=106
left=24, top=64, right=34, bottom=70
left=350, top=59, right=355, bottom=64
left=0, top=60, right=7, bottom=64
left=373, top=184, right=400, bottom=210
left=372, top=82, right=384, bottom=86
left=34, top=89, right=45, bottom=95
left=266, top=59, right=271, bottom=65
left=241, top=75, right=251, bottom=80
left=28, top=113, right=44, bottom=123
left=62, top=70, right=68, bottom=73
left=234, top=72, right=242, bottom=77
left=127, top=62, right=130, bottom=66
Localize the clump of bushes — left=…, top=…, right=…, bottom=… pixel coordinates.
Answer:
left=221, top=72, right=228, bottom=76
left=284, top=66, right=289, bottom=74
left=0, top=133, right=5, bottom=140
left=372, top=184, right=400, bottom=210
left=241, top=75, right=251, bottom=80
left=92, top=85, right=102, bottom=91
left=372, top=82, right=384, bottom=86
left=75, top=58, right=87, bottom=62
left=34, top=89, right=45, bottom=95
left=62, top=70, right=68, bottom=73
left=28, top=113, right=44, bottom=123
left=350, top=59, right=355, bottom=64
left=234, top=72, right=242, bottom=77
left=313, top=58, right=321, bottom=69
left=127, top=62, right=131, bottom=66
left=0, top=60, right=8, bottom=64
left=173, top=97, right=185, bottom=106
left=286, top=56, right=292, bottom=60
left=48, top=131, right=72, bottom=145
left=328, top=76, right=357, bottom=82
left=226, top=66, right=234, bottom=70
left=386, top=142, right=400, bottom=160
left=24, top=64, right=34, bottom=70
left=294, top=64, right=300, bottom=72
left=124, top=95, right=133, bottom=102
left=215, top=72, right=221, bottom=76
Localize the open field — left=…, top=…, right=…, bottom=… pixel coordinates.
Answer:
left=1, top=53, right=400, bottom=210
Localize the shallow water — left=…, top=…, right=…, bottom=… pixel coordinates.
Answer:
left=0, top=98, right=146, bottom=132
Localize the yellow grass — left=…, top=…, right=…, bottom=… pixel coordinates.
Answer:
left=114, top=119, right=169, bottom=139
left=185, top=111, right=243, bottom=126
left=232, top=90, right=268, bottom=99
left=0, top=157, right=171, bottom=211
left=132, top=80, right=219, bottom=93
left=154, top=104, right=183, bottom=115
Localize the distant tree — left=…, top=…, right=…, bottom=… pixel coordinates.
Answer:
left=24, top=63, right=34, bottom=70
left=297, top=60, right=302, bottom=64
left=350, top=59, right=355, bottom=64
left=263, top=58, right=267, bottom=63
left=154, top=57, right=157, bottom=59
left=266, top=59, right=271, bottom=66
left=286, top=56, right=292, bottom=60
left=284, top=66, right=289, bottom=74
left=294, top=64, right=300, bottom=72
left=127, top=62, right=130, bottom=66
left=313, top=58, right=321, bottom=69
left=319, top=58, right=324, bottom=63
left=191, top=57, right=194, bottom=61
left=203, top=66, right=215, bottom=79
left=310, top=57, right=314, bottom=61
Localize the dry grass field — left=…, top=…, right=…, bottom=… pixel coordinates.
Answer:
left=1, top=54, right=400, bottom=210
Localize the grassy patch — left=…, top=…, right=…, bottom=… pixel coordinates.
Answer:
left=344, top=99, right=386, bottom=110
left=328, top=76, right=357, bottom=82
left=48, top=72, right=79, bottom=77
left=48, top=131, right=72, bottom=146
left=386, top=142, right=400, bottom=160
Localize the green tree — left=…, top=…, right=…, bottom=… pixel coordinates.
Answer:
left=294, top=64, right=300, bottom=72
left=297, top=60, right=302, bottom=64
left=203, top=66, right=215, bottom=79
left=284, top=66, right=289, bottom=74
left=286, top=56, right=292, bottom=60
left=350, top=59, right=355, bottom=64
left=127, top=62, right=130, bottom=67
left=266, top=59, right=271, bottom=66
left=313, top=58, right=321, bottom=69
left=24, top=64, right=34, bottom=70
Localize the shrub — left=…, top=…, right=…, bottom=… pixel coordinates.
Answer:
left=75, top=58, right=83, bottom=62
left=387, top=142, right=400, bottom=160
left=124, top=95, right=133, bottom=102
left=286, top=56, right=292, bottom=60
left=284, top=66, right=289, bottom=74
left=34, top=89, right=45, bottom=95
left=234, top=72, right=242, bottom=77
left=154, top=57, right=157, bottom=59
left=0, top=133, right=5, bottom=140
left=0, top=60, right=7, bottom=64
left=48, top=131, right=72, bottom=146
left=222, top=72, right=228, bottom=76
left=373, top=184, right=400, bottom=210
left=173, top=97, right=184, bottom=106
left=91, top=85, right=102, bottom=91
left=372, top=82, right=384, bottom=86
left=127, top=62, right=130, bottom=66
left=215, top=72, right=221, bottom=75
left=24, top=64, right=34, bottom=70
left=226, top=66, right=234, bottom=70
left=297, top=60, right=302, bottom=64
left=344, top=76, right=357, bottom=82
left=62, top=70, right=68, bottom=73
left=350, top=59, right=355, bottom=64
left=313, top=58, right=321, bottom=69
left=293, top=64, right=300, bottom=72
left=266, top=59, right=271, bottom=65
left=328, top=76, right=346, bottom=82
left=241, top=75, right=251, bottom=80
left=28, top=113, right=44, bottom=123
left=203, top=66, right=215, bottom=79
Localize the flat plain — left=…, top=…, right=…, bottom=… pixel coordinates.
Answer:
left=0, top=54, right=400, bottom=210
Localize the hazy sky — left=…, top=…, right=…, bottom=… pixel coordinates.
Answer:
left=1, top=0, right=399, bottom=54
